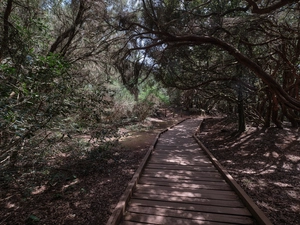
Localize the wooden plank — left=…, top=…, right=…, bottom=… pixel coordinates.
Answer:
left=147, top=160, right=215, bottom=167
left=130, top=198, right=251, bottom=216
left=120, top=221, right=149, bottom=225
left=150, top=153, right=207, bottom=159
left=155, top=142, right=198, bottom=147
left=153, top=150, right=201, bottom=155
left=143, top=168, right=222, bottom=178
left=158, top=138, right=196, bottom=142
left=138, top=178, right=232, bottom=190
left=154, top=146, right=200, bottom=150
left=151, top=151, right=207, bottom=157
left=141, top=174, right=224, bottom=182
left=135, top=185, right=238, bottom=200
left=151, top=154, right=207, bottom=160
left=127, top=205, right=254, bottom=224
left=139, top=177, right=228, bottom=186
left=132, top=193, right=244, bottom=207
left=146, top=163, right=216, bottom=171
left=149, top=155, right=211, bottom=161
left=154, top=147, right=200, bottom=151
left=141, top=172, right=223, bottom=181
left=155, top=143, right=199, bottom=148
left=123, top=212, right=243, bottom=225
left=148, top=157, right=213, bottom=165
left=137, top=183, right=233, bottom=193
left=155, top=141, right=199, bottom=145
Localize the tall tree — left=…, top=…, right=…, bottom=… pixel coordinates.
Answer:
left=113, top=0, right=300, bottom=127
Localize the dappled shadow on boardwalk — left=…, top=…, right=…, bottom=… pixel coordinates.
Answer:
left=121, top=118, right=256, bottom=225
left=198, top=118, right=300, bottom=225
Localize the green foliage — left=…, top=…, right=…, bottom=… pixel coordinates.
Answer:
left=139, top=82, right=170, bottom=105
left=0, top=1, right=118, bottom=165
left=110, top=77, right=170, bottom=122
left=0, top=52, right=70, bottom=151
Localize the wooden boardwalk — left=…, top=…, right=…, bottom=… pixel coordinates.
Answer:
left=107, top=118, right=272, bottom=225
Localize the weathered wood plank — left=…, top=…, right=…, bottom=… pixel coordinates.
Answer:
left=151, top=151, right=207, bottom=157
left=150, top=155, right=208, bottom=161
left=148, top=157, right=213, bottom=165
left=138, top=178, right=232, bottom=190
left=146, top=163, right=216, bottom=171
left=123, top=212, right=244, bottom=225
left=132, top=194, right=244, bottom=207
left=141, top=172, right=223, bottom=181
left=155, top=143, right=198, bottom=148
left=143, top=168, right=222, bottom=178
left=120, top=221, right=149, bottom=225
left=127, top=205, right=254, bottom=224
left=135, top=185, right=239, bottom=200
left=147, top=161, right=214, bottom=167
left=155, top=141, right=199, bottom=145
left=139, top=177, right=228, bottom=186
left=137, top=183, right=233, bottom=193
left=129, top=198, right=251, bottom=216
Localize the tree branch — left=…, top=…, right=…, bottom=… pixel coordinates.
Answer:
left=246, top=0, right=298, bottom=14
left=49, top=1, right=86, bottom=54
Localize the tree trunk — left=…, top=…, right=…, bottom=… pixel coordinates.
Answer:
left=0, top=0, right=13, bottom=60
left=237, top=84, right=246, bottom=132
left=282, top=106, right=298, bottom=127
left=264, top=91, right=271, bottom=128
left=272, top=94, right=283, bottom=128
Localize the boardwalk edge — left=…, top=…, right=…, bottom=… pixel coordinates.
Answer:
left=106, top=117, right=190, bottom=225
left=193, top=119, right=273, bottom=225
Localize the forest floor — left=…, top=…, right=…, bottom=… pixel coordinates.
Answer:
left=0, top=109, right=186, bottom=225
left=1, top=114, right=299, bottom=225
left=198, top=117, right=300, bottom=225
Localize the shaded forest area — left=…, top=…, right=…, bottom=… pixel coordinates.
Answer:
left=1, top=0, right=300, bottom=224
left=198, top=117, right=300, bottom=225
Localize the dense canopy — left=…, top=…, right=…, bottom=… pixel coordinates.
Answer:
left=1, top=0, right=300, bottom=162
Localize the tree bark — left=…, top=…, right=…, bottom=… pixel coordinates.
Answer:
left=0, top=0, right=13, bottom=60
left=271, top=94, right=283, bottom=128
left=264, top=91, right=272, bottom=128
left=282, top=105, right=298, bottom=127
left=237, top=84, right=246, bottom=132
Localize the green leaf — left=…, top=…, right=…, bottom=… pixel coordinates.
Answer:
left=28, top=215, right=40, bottom=222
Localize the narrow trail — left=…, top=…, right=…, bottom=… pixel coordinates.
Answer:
left=108, top=118, right=272, bottom=225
